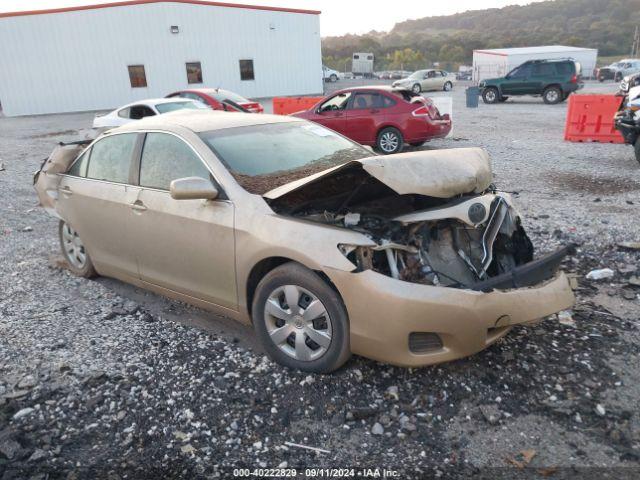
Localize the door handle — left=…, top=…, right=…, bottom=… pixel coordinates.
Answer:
left=130, top=201, right=147, bottom=212
left=60, top=186, right=73, bottom=197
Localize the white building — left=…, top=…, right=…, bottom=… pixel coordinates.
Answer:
left=472, top=45, right=598, bottom=82
left=0, top=0, right=322, bottom=116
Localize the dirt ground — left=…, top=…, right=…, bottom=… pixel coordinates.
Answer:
left=1, top=80, right=639, bottom=479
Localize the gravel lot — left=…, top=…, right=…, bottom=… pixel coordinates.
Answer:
left=1, top=81, right=639, bottom=479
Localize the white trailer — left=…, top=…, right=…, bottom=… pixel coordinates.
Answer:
left=352, top=52, right=374, bottom=78
left=472, top=45, right=598, bottom=82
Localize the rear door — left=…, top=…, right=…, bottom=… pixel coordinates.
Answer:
left=311, top=92, right=351, bottom=135
left=57, top=133, right=141, bottom=279
left=345, top=91, right=385, bottom=143
left=531, top=62, right=558, bottom=92
left=127, top=131, right=237, bottom=309
left=501, top=63, right=533, bottom=94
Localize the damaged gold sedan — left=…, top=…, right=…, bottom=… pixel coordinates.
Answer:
left=34, top=110, right=574, bottom=373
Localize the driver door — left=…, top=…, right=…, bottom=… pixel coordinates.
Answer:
left=312, top=92, right=351, bottom=134
left=127, top=132, right=237, bottom=309
left=501, top=64, right=533, bottom=95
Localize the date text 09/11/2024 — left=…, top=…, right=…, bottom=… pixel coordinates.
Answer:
left=232, top=468, right=400, bottom=478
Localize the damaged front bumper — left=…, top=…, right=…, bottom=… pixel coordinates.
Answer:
left=325, top=250, right=575, bottom=367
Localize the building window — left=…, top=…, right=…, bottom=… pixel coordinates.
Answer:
left=128, top=65, right=147, bottom=88
left=239, top=59, right=255, bottom=81
left=186, top=62, right=203, bottom=84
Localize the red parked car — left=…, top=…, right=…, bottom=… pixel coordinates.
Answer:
left=166, top=88, right=264, bottom=113
left=292, top=86, right=451, bottom=154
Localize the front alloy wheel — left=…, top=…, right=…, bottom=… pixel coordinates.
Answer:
left=264, top=285, right=332, bottom=362
left=412, top=83, right=422, bottom=94
left=252, top=262, right=351, bottom=373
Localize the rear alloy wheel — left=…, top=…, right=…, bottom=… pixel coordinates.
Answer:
left=443, top=81, right=453, bottom=91
left=412, top=83, right=422, bottom=94
left=59, top=220, right=96, bottom=278
left=482, top=87, right=499, bottom=104
left=543, top=86, right=562, bottom=104
left=376, top=127, right=404, bottom=154
left=252, top=262, right=350, bottom=373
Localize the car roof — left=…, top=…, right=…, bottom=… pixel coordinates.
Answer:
left=112, top=109, right=301, bottom=133
left=334, top=85, right=411, bottom=94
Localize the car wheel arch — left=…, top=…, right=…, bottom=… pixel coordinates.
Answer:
left=544, top=83, right=563, bottom=94
left=245, top=257, right=346, bottom=318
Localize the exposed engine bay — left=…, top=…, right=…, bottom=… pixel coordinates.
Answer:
left=267, top=160, right=536, bottom=290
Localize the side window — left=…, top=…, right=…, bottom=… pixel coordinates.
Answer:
left=511, top=64, right=532, bottom=78
left=86, top=134, right=137, bottom=183
left=117, top=107, right=130, bottom=118
left=67, top=149, right=90, bottom=177
left=532, top=63, right=555, bottom=76
left=350, top=93, right=383, bottom=110
left=319, top=92, right=352, bottom=112
left=381, top=95, right=397, bottom=108
left=186, top=62, right=203, bottom=84
left=127, top=65, right=147, bottom=88
left=139, top=133, right=212, bottom=191
left=129, top=105, right=155, bottom=120
left=239, top=59, right=255, bottom=81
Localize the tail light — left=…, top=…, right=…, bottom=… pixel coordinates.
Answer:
left=570, top=74, right=578, bottom=84
left=412, top=102, right=439, bottom=119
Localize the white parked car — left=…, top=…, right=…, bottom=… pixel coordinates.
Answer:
left=322, top=65, right=340, bottom=82
left=92, top=98, right=208, bottom=128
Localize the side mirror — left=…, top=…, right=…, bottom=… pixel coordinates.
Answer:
left=170, top=177, right=219, bottom=200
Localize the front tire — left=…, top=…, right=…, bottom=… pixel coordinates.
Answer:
left=543, top=86, right=562, bottom=104
left=252, top=262, right=350, bottom=373
left=482, top=87, right=499, bottom=104
left=376, top=127, right=404, bottom=154
left=412, top=83, right=422, bottom=94
left=59, top=220, right=96, bottom=278
left=443, top=81, right=453, bottom=91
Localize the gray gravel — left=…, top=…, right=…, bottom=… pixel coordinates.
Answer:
left=1, top=82, right=639, bottom=479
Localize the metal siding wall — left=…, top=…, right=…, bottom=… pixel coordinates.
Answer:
left=508, top=50, right=598, bottom=77
left=0, top=3, right=323, bottom=116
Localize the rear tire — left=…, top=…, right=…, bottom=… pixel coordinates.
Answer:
left=58, top=220, right=97, bottom=278
left=634, top=141, right=640, bottom=166
left=543, top=86, right=562, bottom=104
left=615, top=72, right=623, bottom=82
left=252, top=262, right=351, bottom=373
left=482, top=87, right=500, bottom=104
left=412, top=83, right=422, bottom=94
left=376, top=127, right=404, bottom=154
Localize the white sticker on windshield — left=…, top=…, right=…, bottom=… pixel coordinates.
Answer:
left=302, top=124, right=337, bottom=137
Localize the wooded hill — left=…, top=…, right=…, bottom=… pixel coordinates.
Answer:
left=322, top=0, right=640, bottom=70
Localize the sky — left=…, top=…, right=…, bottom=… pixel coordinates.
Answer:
left=0, top=0, right=539, bottom=36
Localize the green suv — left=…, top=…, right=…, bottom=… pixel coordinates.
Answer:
left=479, top=59, right=583, bottom=104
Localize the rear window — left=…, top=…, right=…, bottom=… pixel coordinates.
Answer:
left=156, top=101, right=206, bottom=114
left=555, top=62, right=576, bottom=75
left=208, top=89, right=248, bottom=104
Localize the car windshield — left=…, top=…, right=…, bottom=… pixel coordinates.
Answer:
left=208, top=89, right=249, bottom=104
left=408, top=70, right=425, bottom=79
left=199, top=121, right=371, bottom=194
left=156, top=101, right=206, bottom=113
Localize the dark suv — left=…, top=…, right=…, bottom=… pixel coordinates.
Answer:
left=479, top=59, right=583, bottom=105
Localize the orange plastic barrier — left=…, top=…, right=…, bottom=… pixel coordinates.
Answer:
left=564, top=94, right=625, bottom=143
left=273, top=96, right=324, bottom=115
